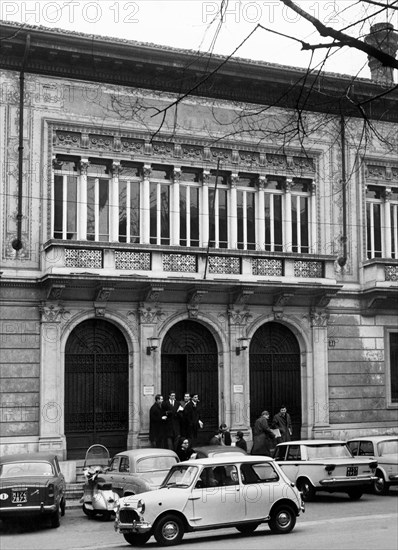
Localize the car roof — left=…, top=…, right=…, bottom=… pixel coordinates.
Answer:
left=277, top=440, right=346, bottom=446
left=347, top=435, right=398, bottom=442
left=177, top=455, right=274, bottom=466
left=114, top=449, right=178, bottom=460
left=193, top=445, right=247, bottom=454
left=0, top=452, right=58, bottom=464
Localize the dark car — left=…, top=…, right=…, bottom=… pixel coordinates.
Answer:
left=0, top=452, right=66, bottom=527
left=192, top=445, right=247, bottom=459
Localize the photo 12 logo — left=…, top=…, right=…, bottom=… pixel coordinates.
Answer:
left=1, top=1, right=140, bottom=25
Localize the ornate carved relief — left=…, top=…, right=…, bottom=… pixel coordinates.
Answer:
left=39, top=303, right=69, bottom=323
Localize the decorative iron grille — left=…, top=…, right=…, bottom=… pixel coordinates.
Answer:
left=294, top=260, right=323, bottom=278
left=385, top=265, right=398, bottom=281
left=163, top=253, right=197, bottom=272
left=209, top=256, right=240, bottom=274
left=252, top=258, right=283, bottom=276
left=65, top=248, right=102, bottom=268
left=115, top=251, right=151, bottom=270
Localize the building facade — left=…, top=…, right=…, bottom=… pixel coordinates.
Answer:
left=0, top=22, right=397, bottom=459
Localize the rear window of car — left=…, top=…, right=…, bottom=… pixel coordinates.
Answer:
left=306, top=444, right=352, bottom=459
left=136, top=456, right=178, bottom=473
left=0, top=461, right=54, bottom=478
left=377, top=439, right=398, bottom=456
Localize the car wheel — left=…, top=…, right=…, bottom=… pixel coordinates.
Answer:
left=269, top=505, right=296, bottom=534
left=60, top=498, right=66, bottom=517
left=123, top=532, right=152, bottom=546
left=236, top=522, right=260, bottom=534
left=154, top=514, right=184, bottom=546
left=296, top=478, right=316, bottom=501
left=347, top=489, right=363, bottom=500
left=374, top=471, right=389, bottom=495
left=50, top=505, right=61, bottom=528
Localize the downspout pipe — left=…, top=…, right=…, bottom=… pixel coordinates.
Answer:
left=337, top=114, right=348, bottom=267
left=12, top=34, right=30, bottom=252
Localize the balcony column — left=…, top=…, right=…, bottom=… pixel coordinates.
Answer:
left=310, top=309, right=332, bottom=438
left=229, top=174, right=238, bottom=249
left=201, top=171, right=210, bottom=247
left=77, top=159, right=89, bottom=240
left=311, top=181, right=317, bottom=253
left=383, top=188, right=392, bottom=257
left=141, top=164, right=151, bottom=244
left=110, top=161, right=121, bottom=242
left=284, top=178, right=294, bottom=252
left=171, top=167, right=181, bottom=246
left=256, top=176, right=266, bottom=250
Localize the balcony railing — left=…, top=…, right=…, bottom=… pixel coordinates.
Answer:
left=42, top=240, right=338, bottom=282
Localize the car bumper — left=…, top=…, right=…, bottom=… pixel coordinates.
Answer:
left=115, top=518, right=152, bottom=534
left=0, top=503, right=58, bottom=516
left=388, top=474, right=398, bottom=483
left=319, top=476, right=377, bottom=487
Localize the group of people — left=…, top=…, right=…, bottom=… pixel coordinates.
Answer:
left=149, top=391, right=203, bottom=454
left=251, top=406, right=293, bottom=456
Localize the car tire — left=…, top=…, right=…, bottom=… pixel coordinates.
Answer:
left=296, top=478, right=316, bottom=501
left=60, top=497, right=66, bottom=517
left=154, top=514, right=184, bottom=546
left=269, top=505, right=296, bottom=534
left=123, top=532, right=152, bottom=546
left=50, top=505, right=61, bottom=528
left=236, top=522, right=260, bottom=534
left=347, top=489, right=363, bottom=500
left=374, top=471, right=389, bottom=495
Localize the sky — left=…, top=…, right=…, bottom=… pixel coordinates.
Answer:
left=1, top=1, right=397, bottom=79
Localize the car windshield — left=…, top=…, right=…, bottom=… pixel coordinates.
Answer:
left=0, top=461, right=54, bottom=478
left=136, top=456, right=178, bottom=473
left=161, top=465, right=198, bottom=488
left=377, top=439, right=398, bottom=456
left=306, top=444, right=352, bottom=459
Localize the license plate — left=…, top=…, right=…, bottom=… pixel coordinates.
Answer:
left=346, top=467, right=358, bottom=477
left=12, top=490, right=27, bottom=504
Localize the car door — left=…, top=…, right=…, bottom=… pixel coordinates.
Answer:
left=106, top=455, right=126, bottom=496
left=188, top=465, right=244, bottom=526
left=240, top=462, right=282, bottom=520
left=275, top=444, right=301, bottom=482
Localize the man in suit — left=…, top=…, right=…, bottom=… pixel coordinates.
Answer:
left=149, top=394, right=167, bottom=448
left=178, top=392, right=191, bottom=437
left=183, top=393, right=203, bottom=443
left=272, top=405, right=293, bottom=443
left=163, top=390, right=181, bottom=450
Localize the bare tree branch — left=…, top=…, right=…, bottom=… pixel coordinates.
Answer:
left=281, top=0, right=398, bottom=69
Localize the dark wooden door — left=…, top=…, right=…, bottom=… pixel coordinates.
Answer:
left=65, top=319, right=129, bottom=459
left=161, top=321, right=218, bottom=444
left=249, top=322, right=301, bottom=439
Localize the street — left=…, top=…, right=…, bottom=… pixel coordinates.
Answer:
left=1, top=490, right=397, bottom=550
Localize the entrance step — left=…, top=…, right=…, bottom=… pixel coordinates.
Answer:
left=65, top=482, right=84, bottom=500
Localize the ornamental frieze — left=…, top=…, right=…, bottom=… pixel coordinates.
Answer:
left=39, top=303, right=70, bottom=323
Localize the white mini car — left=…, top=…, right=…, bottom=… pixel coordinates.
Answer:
left=347, top=435, right=398, bottom=495
left=273, top=440, right=378, bottom=501
left=115, top=455, right=304, bottom=546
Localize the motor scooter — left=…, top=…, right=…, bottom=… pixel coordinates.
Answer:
left=80, top=444, right=119, bottom=520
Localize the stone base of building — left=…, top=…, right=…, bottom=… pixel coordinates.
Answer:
left=38, top=435, right=66, bottom=459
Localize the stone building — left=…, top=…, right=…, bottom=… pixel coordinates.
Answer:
left=0, top=21, right=397, bottom=459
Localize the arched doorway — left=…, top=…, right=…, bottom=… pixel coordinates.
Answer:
left=249, top=322, right=301, bottom=439
left=161, top=320, right=219, bottom=444
left=65, top=319, right=129, bottom=459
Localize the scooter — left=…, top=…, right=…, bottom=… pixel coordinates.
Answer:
left=80, top=444, right=119, bottom=521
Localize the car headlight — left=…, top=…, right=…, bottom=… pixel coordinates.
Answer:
left=137, top=499, right=145, bottom=514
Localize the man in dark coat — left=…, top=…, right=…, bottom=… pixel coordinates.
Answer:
left=183, top=393, right=203, bottom=442
left=235, top=431, right=247, bottom=452
left=272, top=405, right=293, bottom=443
left=163, top=391, right=181, bottom=449
left=178, top=392, right=191, bottom=438
left=251, top=410, right=276, bottom=456
left=149, top=394, right=167, bottom=448
left=218, top=423, right=232, bottom=446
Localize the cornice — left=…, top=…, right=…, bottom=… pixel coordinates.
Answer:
left=1, top=22, right=397, bottom=123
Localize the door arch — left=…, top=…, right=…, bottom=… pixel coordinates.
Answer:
left=161, top=320, right=219, bottom=443
left=249, top=322, right=301, bottom=438
left=65, top=319, right=129, bottom=459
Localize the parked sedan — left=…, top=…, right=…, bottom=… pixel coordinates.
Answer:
left=347, top=435, right=398, bottom=495
left=273, top=440, right=377, bottom=501
left=0, top=452, right=66, bottom=527
left=115, top=455, right=304, bottom=546
left=101, top=449, right=179, bottom=498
